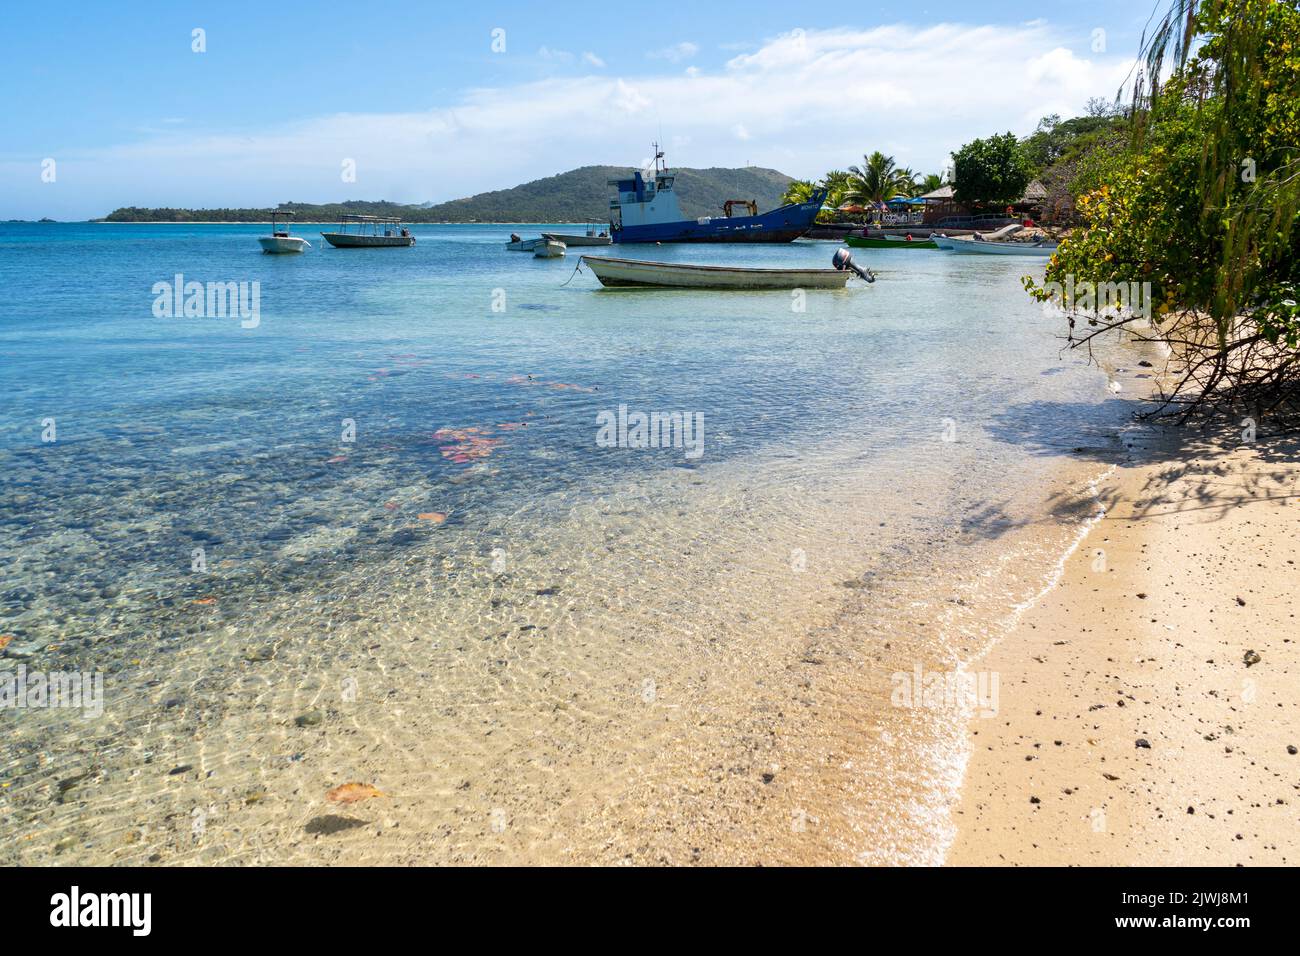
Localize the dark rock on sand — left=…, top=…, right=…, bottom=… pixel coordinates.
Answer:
left=305, top=814, right=368, bottom=836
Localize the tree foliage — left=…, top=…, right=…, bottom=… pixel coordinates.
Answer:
left=844, top=151, right=918, bottom=205
left=780, top=179, right=818, bottom=205
left=917, top=173, right=946, bottom=194
left=1021, top=110, right=1126, bottom=179
left=951, top=132, right=1032, bottom=207
left=1026, top=0, right=1300, bottom=424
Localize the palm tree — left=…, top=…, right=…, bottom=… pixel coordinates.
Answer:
left=820, top=169, right=853, bottom=209
left=896, top=167, right=919, bottom=197
left=844, top=152, right=917, bottom=206
left=780, top=179, right=818, bottom=206
left=918, top=172, right=945, bottom=194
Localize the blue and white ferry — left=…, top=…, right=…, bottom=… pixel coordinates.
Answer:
left=607, top=147, right=826, bottom=244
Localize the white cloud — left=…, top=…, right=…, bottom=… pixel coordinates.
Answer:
left=537, top=46, right=574, bottom=62
left=1, top=22, right=1137, bottom=217
left=649, top=41, right=699, bottom=62
left=610, top=79, right=651, bottom=114
left=582, top=51, right=606, bottom=68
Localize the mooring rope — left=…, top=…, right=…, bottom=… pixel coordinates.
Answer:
left=559, top=258, right=584, bottom=287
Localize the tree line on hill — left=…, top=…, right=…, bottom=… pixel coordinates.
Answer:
left=100, top=165, right=794, bottom=224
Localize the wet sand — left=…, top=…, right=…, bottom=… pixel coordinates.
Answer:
left=948, top=426, right=1300, bottom=865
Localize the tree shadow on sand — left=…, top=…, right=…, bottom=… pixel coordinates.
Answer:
left=974, top=398, right=1300, bottom=532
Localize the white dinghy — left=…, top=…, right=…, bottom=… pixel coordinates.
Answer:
left=534, top=239, right=567, bottom=258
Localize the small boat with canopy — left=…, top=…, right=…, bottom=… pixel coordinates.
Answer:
left=541, top=223, right=612, bottom=247
left=320, top=215, right=416, bottom=248
left=258, top=211, right=310, bottom=253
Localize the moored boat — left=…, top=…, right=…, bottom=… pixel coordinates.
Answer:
left=542, top=223, right=611, bottom=246
left=608, top=145, right=824, bottom=244
left=534, top=239, right=567, bottom=258
left=940, top=236, right=1058, bottom=256
left=579, top=251, right=868, bottom=289
left=258, top=211, right=310, bottom=253
left=845, top=233, right=938, bottom=250
left=320, top=215, right=415, bottom=248
left=506, top=234, right=544, bottom=251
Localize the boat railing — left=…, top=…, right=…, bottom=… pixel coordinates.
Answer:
left=334, top=214, right=406, bottom=235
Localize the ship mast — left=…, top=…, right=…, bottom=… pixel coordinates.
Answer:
left=652, top=142, right=666, bottom=174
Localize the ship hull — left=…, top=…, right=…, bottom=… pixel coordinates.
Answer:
left=612, top=198, right=822, bottom=244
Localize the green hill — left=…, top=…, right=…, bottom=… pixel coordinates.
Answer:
left=100, top=165, right=795, bottom=223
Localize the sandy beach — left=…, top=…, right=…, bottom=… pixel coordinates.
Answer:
left=949, top=423, right=1300, bottom=865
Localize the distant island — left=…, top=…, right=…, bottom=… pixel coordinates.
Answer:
left=100, top=165, right=794, bottom=223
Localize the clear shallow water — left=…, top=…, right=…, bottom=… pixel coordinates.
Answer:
left=0, top=223, right=1145, bottom=864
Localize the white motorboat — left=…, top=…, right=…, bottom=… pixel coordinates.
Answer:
left=579, top=249, right=870, bottom=289
left=534, top=239, right=567, bottom=258
left=258, top=212, right=310, bottom=253
left=505, top=235, right=544, bottom=251
left=942, top=235, right=1058, bottom=256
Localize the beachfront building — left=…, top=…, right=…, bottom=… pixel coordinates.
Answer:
left=839, top=199, right=927, bottom=227
left=920, top=180, right=1049, bottom=226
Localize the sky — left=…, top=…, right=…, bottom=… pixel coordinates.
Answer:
left=0, top=0, right=1163, bottom=219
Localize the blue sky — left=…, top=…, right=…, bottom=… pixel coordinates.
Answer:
left=1, top=0, right=1160, bottom=218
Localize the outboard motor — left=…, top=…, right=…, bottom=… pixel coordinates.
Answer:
left=833, top=247, right=875, bottom=283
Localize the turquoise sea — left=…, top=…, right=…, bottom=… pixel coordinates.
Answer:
left=0, top=222, right=1149, bottom=864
